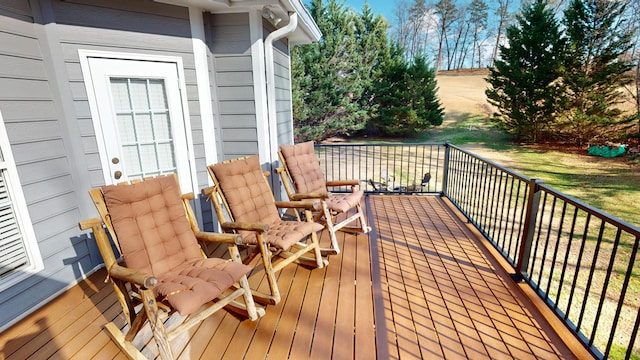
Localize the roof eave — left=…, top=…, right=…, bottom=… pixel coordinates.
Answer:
left=155, top=0, right=322, bottom=44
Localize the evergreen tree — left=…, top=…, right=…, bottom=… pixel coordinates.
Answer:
left=353, top=4, right=391, bottom=122
left=291, top=0, right=365, bottom=141
left=561, top=0, right=635, bottom=145
left=485, top=0, right=567, bottom=143
left=372, top=55, right=443, bottom=136
left=292, top=0, right=443, bottom=140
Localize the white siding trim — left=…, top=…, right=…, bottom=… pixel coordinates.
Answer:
left=189, top=7, right=218, bottom=171
left=249, top=11, right=270, bottom=164
left=0, top=110, right=43, bottom=292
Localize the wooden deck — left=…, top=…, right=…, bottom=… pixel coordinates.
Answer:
left=0, top=195, right=591, bottom=359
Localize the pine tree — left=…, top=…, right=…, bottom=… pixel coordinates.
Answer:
left=353, top=4, right=391, bottom=121
left=292, top=0, right=443, bottom=140
left=372, top=55, right=443, bottom=136
left=485, top=0, right=567, bottom=143
left=291, top=0, right=365, bottom=141
left=561, top=0, right=635, bottom=145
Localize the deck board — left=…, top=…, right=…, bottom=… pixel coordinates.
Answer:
left=0, top=195, right=588, bottom=359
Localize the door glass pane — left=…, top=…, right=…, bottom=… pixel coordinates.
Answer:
left=148, top=80, right=168, bottom=109
left=110, top=77, right=176, bottom=179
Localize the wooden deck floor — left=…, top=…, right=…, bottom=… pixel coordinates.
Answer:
left=0, top=195, right=589, bottom=359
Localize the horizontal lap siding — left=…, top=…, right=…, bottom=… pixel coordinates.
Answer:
left=0, top=1, right=90, bottom=329
left=274, top=48, right=293, bottom=147
left=0, top=0, right=201, bottom=331
left=54, top=0, right=196, bottom=188
left=207, top=13, right=257, bottom=160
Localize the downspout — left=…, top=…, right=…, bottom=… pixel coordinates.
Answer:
left=264, top=12, right=298, bottom=165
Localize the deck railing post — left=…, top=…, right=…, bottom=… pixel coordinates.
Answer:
left=443, top=142, right=451, bottom=196
left=514, top=178, right=543, bottom=281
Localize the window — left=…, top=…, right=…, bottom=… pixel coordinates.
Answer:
left=0, top=110, right=42, bottom=290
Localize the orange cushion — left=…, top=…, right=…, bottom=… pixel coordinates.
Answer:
left=154, top=257, right=249, bottom=315
left=210, top=155, right=281, bottom=241
left=325, top=190, right=364, bottom=213
left=280, top=141, right=327, bottom=194
left=103, top=175, right=202, bottom=276
left=263, top=219, right=324, bottom=249
left=103, top=175, right=250, bottom=315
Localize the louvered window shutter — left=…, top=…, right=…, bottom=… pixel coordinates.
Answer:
left=0, top=168, right=27, bottom=278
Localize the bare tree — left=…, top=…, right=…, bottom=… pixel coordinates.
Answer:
left=492, top=0, right=512, bottom=65
left=407, top=0, right=428, bottom=58
left=450, top=3, right=471, bottom=70
left=392, top=0, right=412, bottom=52
left=469, top=0, right=489, bottom=68
left=435, top=0, right=457, bottom=70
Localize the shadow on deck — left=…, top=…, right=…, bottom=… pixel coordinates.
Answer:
left=0, top=195, right=591, bottom=359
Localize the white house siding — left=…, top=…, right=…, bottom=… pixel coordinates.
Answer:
left=0, top=0, right=206, bottom=331
left=205, top=13, right=259, bottom=161
left=0, top=0, right=94, bottom=330
left=52, top=0, right=197, bottom=188
left=273, top=47, right=293, bottom=148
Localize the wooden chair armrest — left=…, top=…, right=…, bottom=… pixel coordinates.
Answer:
left=109, top=264, right=157, bottom=289
left=182, top=192, right=195, bottom=201
left=79, top=217, right=103, bottom=230
left=326, top=179, right=359, bottom=187
left=221, top=221, right=269, bottom=234
left=194, top=231, right=243, bottom=245
left=275, top=200, right=320, bottom=210
left=290, top=192, right=329, bottom=200
left=201, top=186, right=214, bottom=197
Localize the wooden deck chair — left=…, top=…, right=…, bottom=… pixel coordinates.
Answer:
left=205, top=155, right=326, bottom=305
left=79, top=174, right=264, bottom=360
left=278, top=141, right=370, bottom=255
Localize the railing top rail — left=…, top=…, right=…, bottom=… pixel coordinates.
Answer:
left=537, top=181, right=640, bottom=236
left=315, top=142, right=444, bottom=147
left=447, top=143, right=531, bottom=183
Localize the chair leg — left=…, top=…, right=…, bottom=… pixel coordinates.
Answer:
left=321, top=203, right=340, bottom=255
left=356, top=202, right=371, bottom=233
left=104, top=322, right=149, bottom=360
left=305, top=210, right=327, bottom=268
left=257, top=235, right=280, bottom=305
left=140, top=288, right=174, bottom=360
left=228, top=245, right=264, bottom=320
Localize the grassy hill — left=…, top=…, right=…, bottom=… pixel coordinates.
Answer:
left=429, top=74, right=640, bottom=225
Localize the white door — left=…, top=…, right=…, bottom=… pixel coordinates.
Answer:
left=82, top=56, right=193, bottom=191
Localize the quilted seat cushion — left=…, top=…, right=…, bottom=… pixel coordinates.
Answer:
left=103, top=175, right=251, bottom=315
left=210, top=155, right=281, bottom=228
left=325, top=190, right=364, bottom=213
left=280, top=141, right=327, bottom=194
left=262, top=219, right=324, bottom=250
left=154, top=257, right=250, bottom=315
left=103, top=175, right=202, bottom=277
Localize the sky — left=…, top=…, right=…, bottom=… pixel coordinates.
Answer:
left=343, top=0, right=396, bottom=23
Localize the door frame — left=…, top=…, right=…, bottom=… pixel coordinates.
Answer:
left=78, top=50, right=197, bottom=193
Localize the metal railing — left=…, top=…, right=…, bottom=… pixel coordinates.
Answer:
left=315, top=142, right=640, bottom=360
left=315, top=143, right=447, bottom=194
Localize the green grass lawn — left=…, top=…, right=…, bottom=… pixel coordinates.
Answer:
left=417, top=116, right=640, bottom=226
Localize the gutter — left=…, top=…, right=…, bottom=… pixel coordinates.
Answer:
left=264, top=12, right=298, bottom=163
